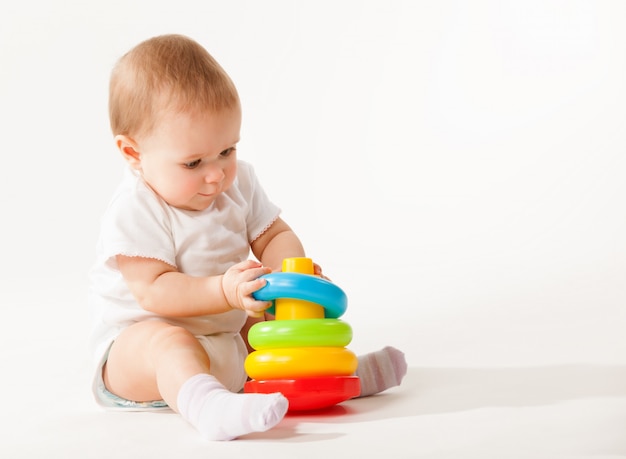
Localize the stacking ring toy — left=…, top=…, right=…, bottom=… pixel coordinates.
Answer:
left=245, top=346, right=358, bottom=380
left=253, top=272, right=347, bottom=318
left=248, top=319, right=352, bottom=350
left=245, top=257, right=360, bottom=411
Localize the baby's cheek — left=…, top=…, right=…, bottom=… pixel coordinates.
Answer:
left=179, top=179, right=203, bottom=197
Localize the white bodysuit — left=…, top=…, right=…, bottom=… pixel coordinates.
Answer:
left=88, top=160, right=280, bottom=405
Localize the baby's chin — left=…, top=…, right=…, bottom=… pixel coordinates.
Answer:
left=170, top=197, right=217, bottom=212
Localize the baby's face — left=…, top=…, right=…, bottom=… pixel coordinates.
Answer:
left=134, top=106, right=241, bottom=211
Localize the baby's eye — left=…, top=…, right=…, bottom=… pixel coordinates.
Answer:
left=220, top=147, right=236, bottom=157
left=184, top=159, right=201, bottom=169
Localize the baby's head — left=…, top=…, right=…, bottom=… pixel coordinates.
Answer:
left=109, top=35, right=242, bottom=211
left=109, top=34, right=240, bottom=140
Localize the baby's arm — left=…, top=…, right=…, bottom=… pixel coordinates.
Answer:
left=251, top=217, right=312, bottom=271
left=251, top=217, right=324, bottom=278
left=116, top=255, right=272, bottom=318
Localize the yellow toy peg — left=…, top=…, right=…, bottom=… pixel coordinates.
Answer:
left=275, top=257, right=324, bottom=320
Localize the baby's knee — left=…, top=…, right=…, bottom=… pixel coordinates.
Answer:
left=149, top=322, right=200, bottom=350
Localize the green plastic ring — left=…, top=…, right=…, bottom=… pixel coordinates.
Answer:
left=248, top=318, right=353, bottom=350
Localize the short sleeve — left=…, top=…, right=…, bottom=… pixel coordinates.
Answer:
left=98, top=172, right=178, bottom=269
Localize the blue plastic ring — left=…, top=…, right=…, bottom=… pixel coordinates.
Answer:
left=253, top=272, right=347, bottom=318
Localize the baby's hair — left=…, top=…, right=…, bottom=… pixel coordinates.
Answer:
left=109, top=34, right=239, bottom=138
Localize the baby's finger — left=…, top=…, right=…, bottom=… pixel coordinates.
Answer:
left=245, top=277, right=267, bottom=295
left=245, top=299, right=272, bottom=317
left=234, top=259, right=264, bottom=271
left=241, top=266, right=272, bottom=283
left=313, top=263, right=331, bottom=281
left=247, top=309, right=266, bottom=318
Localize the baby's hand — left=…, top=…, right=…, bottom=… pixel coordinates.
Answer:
left=313, top=262, right=331, bottom=281
left=221, top=260, right=272, bottom=317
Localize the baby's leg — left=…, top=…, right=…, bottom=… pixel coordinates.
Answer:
left=354, top=346, right=407, bottom=397
left=176, top=373, right=287, bottom=441
left=104, top=321, right=287, bottom=440
left=105, top=320, right=210, bottom=403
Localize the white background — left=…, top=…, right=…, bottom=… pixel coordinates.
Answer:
left=1, top=0, right=625, bottom=382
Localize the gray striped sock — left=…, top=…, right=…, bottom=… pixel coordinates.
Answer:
left=355, top=346, right=407, bottom=397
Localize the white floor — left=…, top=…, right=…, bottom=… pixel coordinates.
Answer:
left=11, top=368, right=626, bottom=459
left=3, top=276, right=626, bottom=459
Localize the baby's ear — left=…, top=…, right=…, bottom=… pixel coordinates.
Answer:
left=115, top=135, right=142, bottom=170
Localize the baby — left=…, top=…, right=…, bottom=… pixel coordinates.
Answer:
left=89, top=34, right=406, bottom=441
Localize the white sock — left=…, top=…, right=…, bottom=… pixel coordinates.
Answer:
left=355, top=346, right=407, bottom=397
left=176, top=374, right=288, bottom=441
